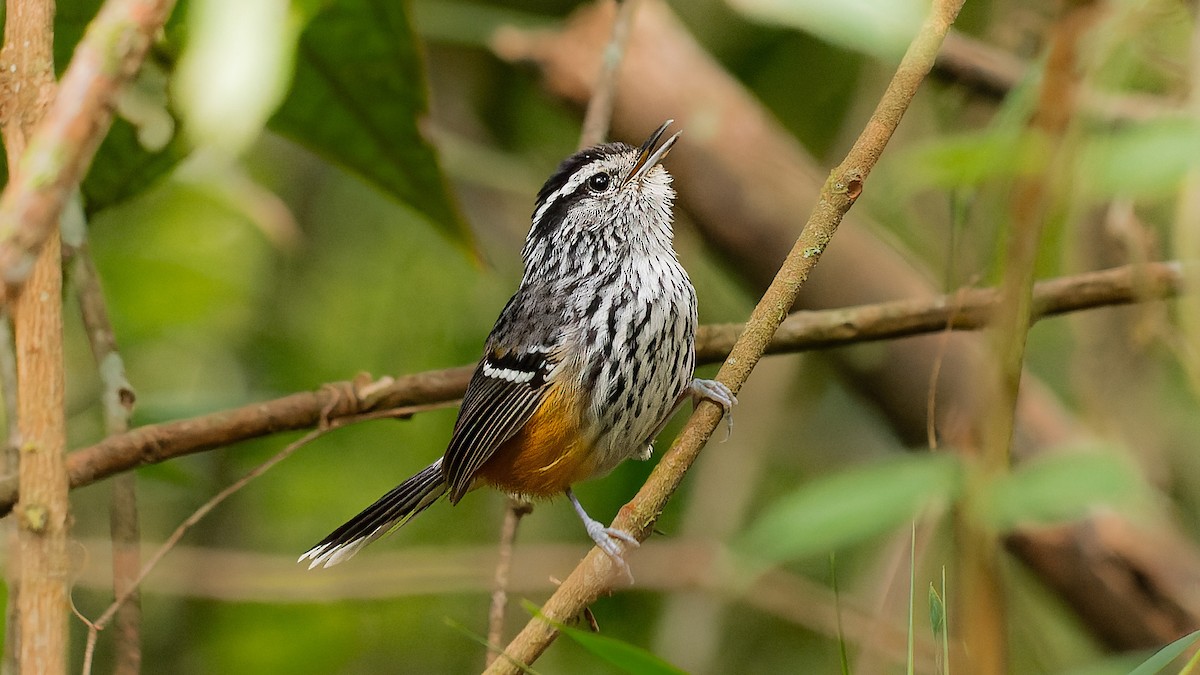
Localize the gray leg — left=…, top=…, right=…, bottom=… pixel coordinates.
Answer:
left=567, top=488, right=638, bottom=575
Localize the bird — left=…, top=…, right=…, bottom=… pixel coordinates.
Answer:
left=300, top=120, right=735, bottom=573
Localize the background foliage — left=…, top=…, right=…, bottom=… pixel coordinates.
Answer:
left=2, top=0, right=1199, bottom=672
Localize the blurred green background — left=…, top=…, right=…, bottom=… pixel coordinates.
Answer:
left=3, top=0, right=1199, bottom=672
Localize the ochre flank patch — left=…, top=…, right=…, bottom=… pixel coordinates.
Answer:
left=477, top=382, right=595, bottom=497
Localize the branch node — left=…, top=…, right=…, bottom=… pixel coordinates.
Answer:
left=21, top=503, right=47, bottom=532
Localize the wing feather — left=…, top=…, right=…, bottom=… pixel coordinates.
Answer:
left=442, top=349, right=555, bottom=501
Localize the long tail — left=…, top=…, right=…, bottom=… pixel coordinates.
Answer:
left=299, top=459, right=447, bottom=569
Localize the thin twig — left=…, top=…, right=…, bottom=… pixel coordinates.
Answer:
left=577, top=0, right=640, bottom=149
left=76, top=403, right=440, bottom=674
left=0, top=260, right=1181, bottom=518
left=485, top=0, right=966, bottom=669
left=486, top=498, right=533, bottom=667
left=68, top=228, right=141, bottom=675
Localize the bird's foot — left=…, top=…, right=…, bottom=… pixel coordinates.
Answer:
left=690, top=378, right=737, bottom=439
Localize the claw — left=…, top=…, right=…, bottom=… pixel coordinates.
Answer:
left=690, top=378, right=737, bottom=440
left=568, top=488, right=638, bottom=580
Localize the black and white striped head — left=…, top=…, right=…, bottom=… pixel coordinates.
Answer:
left=522, top=121, right=680, bottom=265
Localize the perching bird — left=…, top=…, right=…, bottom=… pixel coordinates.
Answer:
left=300, top=121, right=735, bottom=572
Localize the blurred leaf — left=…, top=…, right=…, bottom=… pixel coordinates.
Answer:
left=412, top=0, right=550, bottom=48
left=1077, top=117, right=1200, bottom=198
left=270, top=0, right=469, bottom=242
left=546, top=615, right=686, bottom=675
left=1126, top=628, right=1200, bottom=675
left=738, top=454, right=963, bottom=564
left=726, top=0, right=925, bottom=61
left=83, top=114, right=187, bottom=214
left=175, top=0, right=301, bottom=156
left=900, top=130, right=1048, bottom=190
left=977, top=448, right=1141, bottom=532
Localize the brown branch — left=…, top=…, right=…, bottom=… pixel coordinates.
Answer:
left=0, top=0, right=177, bottom=300
left=1, top=0, right=68, bottom=671
left=485, top=0, right=965, bottom=669
left=0, top=261, right=1179, bottom=519
left=61, top=538, right=955, bottom=668
left=961, top=4, right=1103, bottom=671
left=485, top=498, right=532, bottom=668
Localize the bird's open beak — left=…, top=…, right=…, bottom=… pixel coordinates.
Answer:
left=628, top=119, right=681, bottom=184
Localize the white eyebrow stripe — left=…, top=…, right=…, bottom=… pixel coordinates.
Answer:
left=531, top=156, right=626, bottom=227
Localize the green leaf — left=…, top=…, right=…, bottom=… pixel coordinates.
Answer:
left=270, top=0, right=468, bottom=242
left=1077, top=117, right=1200, bottom=198
left=83, top=114, right=187, bottom=214
left=900, top=130, right=1048, bottom=190
left=738, top=454, right=963, bottom=564
left=555, top=622, right=687, bottom=675
left=523, top=600, right=684, bottom=675
left=928, top=582, right=944, bottom=636
left=1126, top=629, right=1200, bottom=675
left=977, top=448, right=1141, bottom=532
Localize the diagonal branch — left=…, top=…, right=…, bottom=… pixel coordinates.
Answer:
left=0, top=0, right=177, bottom=299
left=0, top=260, right=1181, bottom=518
left=485, top=0, right=966, bottom=669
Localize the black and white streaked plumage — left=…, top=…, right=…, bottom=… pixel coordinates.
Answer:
left=301, top=121, right=735, bottom=572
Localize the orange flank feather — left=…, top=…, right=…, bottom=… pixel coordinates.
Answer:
left=476, top=382, right=596, bottom=497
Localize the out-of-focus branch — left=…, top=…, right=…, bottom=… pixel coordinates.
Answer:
left=0, top=0, right=177, bottom=301
left=0, top=261, right=1180, bottom=518
left=68, top=228, right=141, bottom=675
left=576, top=0, right=639, bottom=149
left=61, top=537, right=957, bottom=666
left=962, top=3, right=1104, bottom=670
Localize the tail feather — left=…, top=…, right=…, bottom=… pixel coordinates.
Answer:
left=300, top=459, right=447, bottom=569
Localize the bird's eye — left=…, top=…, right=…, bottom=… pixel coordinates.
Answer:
left=587, top=172, right=611, bottom=192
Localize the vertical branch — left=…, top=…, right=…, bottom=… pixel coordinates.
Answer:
left=485, top=499, right=532, bottom=668
left=0, top=0, right=68, bottom=674
left=577, top=0, right=640, bottom=149
left=960, top=2, right=1102, bottom=673
left=69, top=222, right=140, bottom=675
